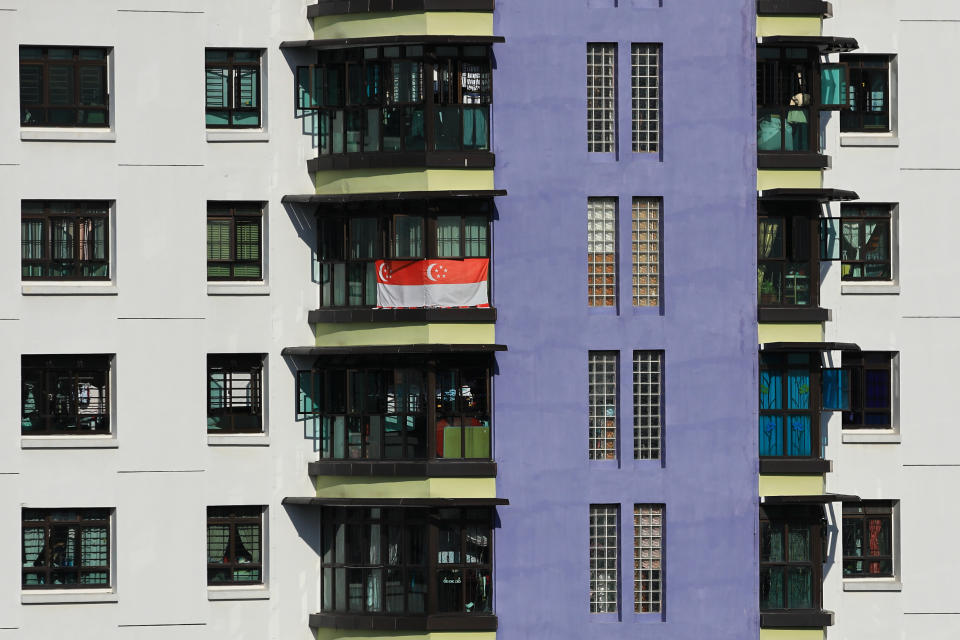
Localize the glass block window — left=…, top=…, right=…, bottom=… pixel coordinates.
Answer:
left=633, top=504, right=663, bottom=613
left=590, top=504, right=618, bottom=613
left=589, top=352, right=618, bottom=460
left=631, top=44, right=660, bottom=153
left=588, top=198, right=617, bottom=307
left=633, top=351, right=662, bottom=459
left=632, top=198, right=660, bottom=307
left=587, top=43, right=616, bottom=152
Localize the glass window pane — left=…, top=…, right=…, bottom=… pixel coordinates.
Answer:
left=437, top=217, right=461, bottom=258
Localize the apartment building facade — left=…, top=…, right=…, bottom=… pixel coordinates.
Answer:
left=1, top=1, right=758, bottom=640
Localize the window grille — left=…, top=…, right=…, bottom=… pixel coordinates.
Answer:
left=588, top=198, right=617, bottom=307
left=22, top=509, right=111, bottom=588
left=207, top=506, right=264, bottom=584
left=590, top=504, right=619, bottom=613
left=633, top=351, right=662, bottom=459
left=633, top=504, right=663, bottom=613
left=589, top=352, right=618, bottom=460
left=631, top=44, right=660, bottom=153
left=587, top=44, right=616, bottom=152
left=632, top=198, right=660, bottom=307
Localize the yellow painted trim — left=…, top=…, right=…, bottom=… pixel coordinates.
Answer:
left=315, top=169, right=495, bottom=195
left=757, top=16, right=822, bottom=38
left=760, top=629, right=824, bottom=640
left=313, top=12, right=493, bottom=40
left=316, top=477, right=496, bottom=499
left=757, top=170, right=822, bottom=191
left=315, top=322, right=495, bottom=347
left=760, top=474, right=824, bottom=497
left=758, top=323, right=823, bottom=344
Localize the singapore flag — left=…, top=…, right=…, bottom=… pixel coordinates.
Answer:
left=375, top=258, right=489, bottom=308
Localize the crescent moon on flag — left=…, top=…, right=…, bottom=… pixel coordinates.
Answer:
left=378, top=262, right=391, bottom=281
left=426, top=263, right=440, bottom=282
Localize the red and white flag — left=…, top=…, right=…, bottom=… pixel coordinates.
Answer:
left=375, top=259, right=489, bottom=308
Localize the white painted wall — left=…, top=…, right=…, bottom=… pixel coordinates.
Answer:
left=0, top=1, right=322, bottom=638
left=823, top=2, right=960, bottom=638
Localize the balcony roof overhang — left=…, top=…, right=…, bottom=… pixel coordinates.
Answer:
left=282, top=189, right=506, bottom=205
left=757, top=35, right=859, bottom=53
left=758, top=188, right=859, bottom=203
left=282, top=344, right=507, bottom=357
left=281, top=34, right=505, bottom=50
left=761, top=341, right=860, bottom=353
left=283, top=496, right=509, bottom=507
left=756, top=0, right=832, bottom=18
left=761, top=493, right=860, bottom=505
left=309, top=0, right=496, bottom=17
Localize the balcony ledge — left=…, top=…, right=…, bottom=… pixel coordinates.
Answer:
left=309, top=612, right=497, bottom=631
left=309, top=150, right=494, bottom=173
left=760, top=610, right=834, bottom=628
left=310, top=459, right=496, bottom=477
left=309, top=0, right=495, bottom=17
left=308, top=307, right=496, bottom=323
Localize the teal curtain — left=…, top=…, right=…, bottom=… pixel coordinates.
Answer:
left=21, top=220, right=43, bottom=278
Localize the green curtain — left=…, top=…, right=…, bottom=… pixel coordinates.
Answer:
left=464, top=217, right=487, bottom=257
left=207, top=220, right=231, bottom=278
left=21, top=220, right=43, bottom=278
left=207, top=524, right=229, bottom=563
left=437, top=217, right=461, bottom=257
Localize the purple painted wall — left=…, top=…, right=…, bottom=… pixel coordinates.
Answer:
left=491, top=1, right=758, bottom=638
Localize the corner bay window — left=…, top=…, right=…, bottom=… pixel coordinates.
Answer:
left=207, top=506, right=264, bottom=584
left=322, top=507, right=493, bottom=616
left=22, top=355, right=110, bottom=435
left=20, top=46, right=109, bottom=127
left=298, top=357, right=491, bottom=460
left=757, top=47, right=816, bottom=152
left=21, top=200, right=109, bottom=280
left=23, top=509, right=110, bottom=588
left=298, top=45, right=491, bottom=155
left=760, top=506, right=823, bottom=612
left=758, top=204, right=817, bottom=307
left=317, top=200, right=490, bottom=308
left=208, top=354, right=264, bottom=433
left=842, top=501, right=893, bottom=577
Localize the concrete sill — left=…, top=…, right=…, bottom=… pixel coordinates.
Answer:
left=22, top=436, right=118, bottom=449
left=208, top=586, right=269, bottom=601
left=840, top=135, right=899, bottom=147
left=843, top=580, right=902, bottom=592
left=22, top=283, right=117, bottom=296
left=841, top=283, right=899, bottom=295
left=22, top=589, right=117, bottom=604
left=208, top=434, right=270, bottom=447
left=206, top=130, right=269, bottom=143
left=207, top=283, right=270, bottom=296
left=21, top=129, right=115, bottom=142
left=842, top=431, right=901, bottom=444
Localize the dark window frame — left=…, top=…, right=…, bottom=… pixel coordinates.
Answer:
left=760, top=506, right=824, bottom=612
left=841, top=352, right=893, bottom=430
left=21, top=200, right=110, bottom=281
left=297, top=355, right=492, bottom=462
left=757, top=46, right=821, bottom=154
left=22, top=508, right=111, bottom=589
left=758, top=202, right=820, bottom=309
left=759, top=352, right=821, bottom=461
left=842, top=501, right=894, bottom=578
left=297, top=44, right=492, bottom=156
left=317, top=199, right=491, bottom=309
left=840, top=55, right=891, bottom=133
left=205, top=49, right=262, bottom=129
left=22, top=355, right=111, bottom=435
left=321, top=506, right=494, bottom=616
left=19, top=46, right=110, bottom=128
left=834, top=203, right=893, bottom=282
left=207, top=201, right=264, bottom=281
left=207, top=506, right=265, bottom=585
left=207, top=354, right=264, bottom=433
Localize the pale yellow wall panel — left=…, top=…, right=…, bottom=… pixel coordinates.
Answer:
left=315, top=477, right=496, bottom=499
left=757, top=16, right=822, bottom=38
left=758, top=323, right=823, bottom=344
left=760, top=629, right=824, bottom=640
left=757, top=170, right=823, bottom=190
left=315, top=169, right=495, bottom=195
left=313, top=12, right=493, bottom=39
left=314, top=322, right=495, bottom=346
left=759, top=474, right=824, bottom=496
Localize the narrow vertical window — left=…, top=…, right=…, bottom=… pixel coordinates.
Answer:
left=633, top=504, right=663, bottom=613
left=590, top=504, right=619, bottom=613
left=631, top=44, right=660, bottom=153
left=632, top=198, right=660, bottom=307
left=633, top=351, right=662, bottom=459
left=589, top=352, right=618, bottom=460
left=588, top=198, right=617, bottom=307
left=587, top=43, right=616, bottom=152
